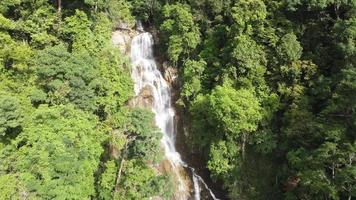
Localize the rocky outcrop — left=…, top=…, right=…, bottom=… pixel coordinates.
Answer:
left=112, top=31, right=132, bottom=54
left=128, top=85, right=154, bottom=108
left=115, top=21, right=132, bottom=31
left=163, top=61, right=179, bottom=88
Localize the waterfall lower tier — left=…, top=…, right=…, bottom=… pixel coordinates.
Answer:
left=193, top=174, right=201, bottom=200
left=130, top=31, right=219, bottom=200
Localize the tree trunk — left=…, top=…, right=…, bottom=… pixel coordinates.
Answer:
left=332, top=163, right=335, bottom=180
left=114, top=138, right=132, bottom=192
left=334, top=2, right=340, bottom=19
left=115, top=158, right=125, bottom=192
left=242, top=133, right=246, bottom=160
left=57, top=0, right=61, bottom=13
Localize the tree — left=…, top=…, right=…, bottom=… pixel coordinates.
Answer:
left=0, top=174, right=24, bottom=199
left=0, top=1, right=177, bottom=199
left=0, top=0, right=21, bottom=13
left=181, top=59, right=206, bottom=101
left=98, top=160, right=118, bottom=200
left=62, top=10, right=96, bottom=53
left=277, top=33, right=303, bottom=64
left=0, top=105, right=106, bottom=199
left=189, top=82, right=263, bottom=163
left=115, top=159, right=173, bottom=200
left=207, top=140, right=238, bottom=179
left=94, top=44, right=133, bottom=120
left=284, top=0, right=338, bottom=11
left=36, top=44, right=99, bottom=111
left=18, top=3, right=57, bottom=47
left=229, top=34, right=267, bottom=88
left=0, top=95, right=23, bottom=138
left=231, top=0, right=267, bottom=34
left=207, top=83, right=262, bottom=137
left=160, top=3, right=201, bottom=63
left=129, top=0, right=161, bottom=22
left=127, top=108, right=163, bottom=163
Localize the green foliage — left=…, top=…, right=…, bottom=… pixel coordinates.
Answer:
left=160, top=0, right=356, bottom=199
left=0, top=29, right=34, bottom=72
left=115, top=159, right=173, bottom=200
left=0, top=14, right=16, bottom=30
left=0, top=105, right=105, bottom=199
left=0, top=95, right=23, bottom=137
left=231, top=0, right=267, bottom=33
left=127, top=108, right=163, bottom=163
left=181, top=59, right=206, bottom=100
left=229, top=34, right=267, bottom=88
left=208, top=83, right=262, bottom=136
left=207, top=140, right=238, bottom=178
left=0, top=174, right=22, bottom=199
left=284, top=0, right=338, bottom=11
left=0, top=1, right=169, bottom=199
left=160, top=3, right=201, bottom=63
left=277, top=33, right=303, bottom=63
left=0, top=0, right=21, bottom=13
left=108, top=0, right=135, bottom=27
left=1, top=0, right=355, bottom=199
left=129, top=0, right=161, bottom=22
left=95, top=45, right=133, bottom=119
left=99, top=160, right=118, bottom=200
left=62, top=10, right=96, bottom=53
left=17, top=4, right=57, bottom=47
left=84, top=0, right=135, bottom=28
left=36, top=44, right=99, bottom=111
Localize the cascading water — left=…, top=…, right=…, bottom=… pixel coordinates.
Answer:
left=193, top=175, right=201, bottom=200
left=130, top=25, right=219, bottom=200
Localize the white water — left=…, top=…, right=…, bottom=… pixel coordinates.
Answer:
left=188, top=166, right=219, bottom=200
left=130, top=28, right=219, bottom=200
left=193, top=175, right=201, bottom=200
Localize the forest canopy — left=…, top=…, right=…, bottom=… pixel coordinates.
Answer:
left=0, top=0, right=355, bottom=200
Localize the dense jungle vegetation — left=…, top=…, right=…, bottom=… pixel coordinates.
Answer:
left=0, top=0, right=355, bottom=200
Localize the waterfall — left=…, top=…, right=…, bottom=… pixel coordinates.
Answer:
left=131, top=32, right=183, bottom=166
left=130, top=28, right=219, bottom=200
left=193, top=175, right=201, bottom=200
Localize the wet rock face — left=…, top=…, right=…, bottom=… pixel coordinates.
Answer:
left=128, top=85, right=154, bottom=108
left=112, top=31, right=132, bottom=54
left=115, top=21, right=132, bottom=30
left=163, top=62, right=179, bottom=88
left=150, top=197, right=163, bottom=200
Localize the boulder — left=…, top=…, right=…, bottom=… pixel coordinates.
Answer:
left=128, top=85, right=154, bottom=108
left=150, top=197, right=163, bottom=200
left=163, top=62, right=178, bottom=88
left=116, top=20, right=132, bottom=30
left=112, top=31, right=131, bottom=53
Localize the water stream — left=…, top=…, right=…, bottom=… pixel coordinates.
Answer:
left=130, top=27, right=219, bottom=200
